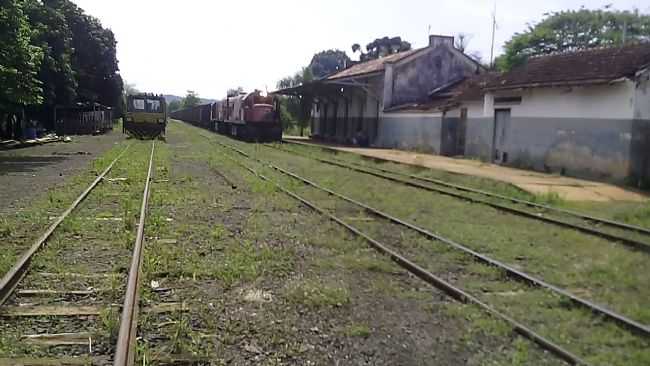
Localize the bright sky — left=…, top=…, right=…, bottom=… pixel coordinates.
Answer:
left=73, top=0, right=650, bottom=100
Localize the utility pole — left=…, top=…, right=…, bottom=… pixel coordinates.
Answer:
left=489, top=1, right=497, bottom=69
left=622, top=19, right=627, bottom=45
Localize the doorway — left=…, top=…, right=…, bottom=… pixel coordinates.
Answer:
left=492, top=109, right=511, bottom=164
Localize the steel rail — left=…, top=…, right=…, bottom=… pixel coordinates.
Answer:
left=114, top=141, right=156, bottom=366
left=283, top=140, right=650, bottom=235
left=217, top=139, right=650, bottom=338
left=276, top=141, right=650, bottom=254
left=0, top=144, right=131, bottom=305
left=208, top=138, right=590, bottom=366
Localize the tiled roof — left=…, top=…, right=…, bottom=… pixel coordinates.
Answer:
left=488, top=42, right=650, bottom=90
left=327, top=48, right=423, bottom=80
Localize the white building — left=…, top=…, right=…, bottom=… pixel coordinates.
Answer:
left=442, top=43, right=650, bottom=185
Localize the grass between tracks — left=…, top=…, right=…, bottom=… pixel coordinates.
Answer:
left=284, top=142, right=650, bottom=227
left=242, top=141, right=650, bottom=321
left=133, top=121, right=563, bottom=365
left=0, top=140, right=156, bottom=357
left=207, top=129, right=650, bottom=365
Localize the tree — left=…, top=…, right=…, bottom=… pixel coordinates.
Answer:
left=352, top=36, right=411, bottom=61
left=497, top=8, right=650, bottom=70
left=227, top=86, right=244, bottom=97
left=454, top=33, right=472, bottom=53
left=45, top=0, right=123, bottom=110
left=0, top=0, right=44, bottom=109
left=308, top=50, right=351, bottom=78
left=182, top=90, right=200, bottom=108
left=168, top=99, right=182, bottom=112
left=0, top=0, right=44, bottom=139
left=23, top=0, right=77, bottom=128
left=276, top=67, right=314, bottom=136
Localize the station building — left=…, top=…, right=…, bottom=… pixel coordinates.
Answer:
left=277, top=39, right=650, bottom=186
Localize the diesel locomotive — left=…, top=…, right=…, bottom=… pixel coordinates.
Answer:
left=170, top=90, right=282, bottom=142
left=124, top=93, right=167, bottom=139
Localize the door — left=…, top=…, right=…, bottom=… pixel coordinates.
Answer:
left=492, top=109, right=511, bottom=164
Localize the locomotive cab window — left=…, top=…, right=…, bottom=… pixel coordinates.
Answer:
left=131, top=99, right=145, bottom=111
left=147, top=99, right=161, bottom=113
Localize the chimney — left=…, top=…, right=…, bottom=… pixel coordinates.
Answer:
left=429, top=34, right=454, bottom=48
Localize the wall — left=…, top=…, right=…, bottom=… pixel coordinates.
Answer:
left=390, top=45, right=479, bottom=108
left=375, top=112, right=443, bottom=153
left=484, top=82, right=635, bottom=119
left=451, top=83, right=645, bottom=181
left=634, top=68, right=650, bottom=119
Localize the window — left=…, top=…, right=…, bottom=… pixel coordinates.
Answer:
left=146, top=99, right=161, bottom=112
left=132, top=99, right=145, bottom=110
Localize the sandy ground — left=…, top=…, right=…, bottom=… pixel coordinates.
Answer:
left=286, top=140, right=648, bottom=202
left=0, top=130, right=125, bottom=214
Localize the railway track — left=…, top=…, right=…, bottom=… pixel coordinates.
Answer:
left=275, top=140, right=650, bottom=254
left=0, top=141, right=156, bottom=365
left=207, top=136, right=649, bottom=366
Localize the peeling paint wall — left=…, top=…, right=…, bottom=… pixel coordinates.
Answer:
left=464, top=118, right=493, bottom=161
left=463, top=116, right=640, bottom=182
left=390, top=45, right=478, bottom=107
left=634, top=69, right=650, bottom=119
left=375, top=114, right=443, bottom=153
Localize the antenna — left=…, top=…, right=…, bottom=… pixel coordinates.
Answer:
left=489, top=1, right=497, bottom=69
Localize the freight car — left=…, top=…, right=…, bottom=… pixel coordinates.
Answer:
left=171, top=90, right=282, bottom=142
left=169, top=103, right=213, bottom=130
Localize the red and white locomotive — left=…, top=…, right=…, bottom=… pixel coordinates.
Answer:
left=171, top=90, right=282, bottom=142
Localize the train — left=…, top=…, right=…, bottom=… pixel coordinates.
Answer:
left=170, top=90, right=282, bottom=142
left=124, top=93, right=167, bottom=139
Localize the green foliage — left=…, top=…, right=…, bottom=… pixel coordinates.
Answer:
left=168, top=99, right=182, bottom=112
left=182, top=90, right=200, bottom=108
left=0, top=0, right=44, bottom=109
left=0, top=0, right=124, bottom=127
left=497, top=8, right=650, bottom=71
left=277, top=67, right=314, bottom=135
left=24, top=0, right=77, bottom=108
left=308, top=49, right=351, bottom=78
left=353, top=36, right=412, bottom=61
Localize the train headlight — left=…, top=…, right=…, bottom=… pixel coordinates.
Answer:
left=125, top=117, right=133, bottom=122
left=157, top=118, right=164, bottom=123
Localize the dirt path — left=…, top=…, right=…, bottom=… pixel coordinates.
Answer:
left=0, top=130, right=125, bottom=214
left=288, top=140, right=648, bottom=202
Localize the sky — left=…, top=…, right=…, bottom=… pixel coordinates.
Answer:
left=72, top=0, right=650, bottom=100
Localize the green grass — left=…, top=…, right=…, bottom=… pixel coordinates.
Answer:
left=285, top=279, right=350, bottom=308
left=209, top=127, right=650, bottom=365
left=343, top=323, right=371, bottom=337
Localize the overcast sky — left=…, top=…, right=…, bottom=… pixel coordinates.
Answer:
left=73, top=0, right=650, bottom=99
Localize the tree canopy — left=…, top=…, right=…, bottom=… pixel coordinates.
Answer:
left=182, top=90, right=201, bottom=108
left=227, top=86, right=244, bottom=97
left=352, top=36, right=412, bottom=62
left=0, top=0, right=123, bottom=133
left=308, top=50, right=351, bottom=79
left=497, top=8, right=650, bottom=70
left=0, top=0, right=44, bottom=109
left=276, top=67, right=314, bottom=135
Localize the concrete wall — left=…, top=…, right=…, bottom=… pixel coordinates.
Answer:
left=484, top=83, right=635, bottom=119
left=375, top=113, right=443, bottom=153
left=634, top=68, right=650, bottom=119
left=389, top=45, right=479, bottom=108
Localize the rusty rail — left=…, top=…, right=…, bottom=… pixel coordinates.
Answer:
left=230, top=140, right=650, bottom=337
left=113, top=141, right=155, bottom=366
left=208, top=137, right=590, bottom=366
left=277, top=141, right=650, bottom=254
left=0, top=144, right=131, bottom=305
